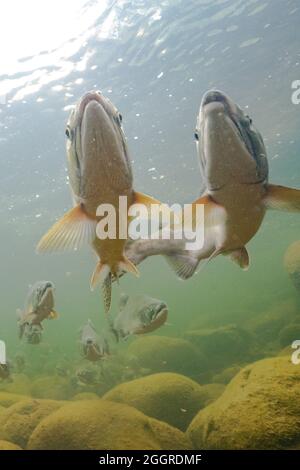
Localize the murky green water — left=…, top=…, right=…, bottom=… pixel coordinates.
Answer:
left=1, top=0, right=300, bottom=450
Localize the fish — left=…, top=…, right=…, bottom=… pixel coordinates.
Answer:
left=110, top=293, right=168, bottom=341
left=14, top=353, right=26, bottom=373
left=124, top=90, right=300, bottom=278
left=36, top=91, right=160, bottom=313
left=16, top=281, right=58, bottom=341
left=75, top=366, right=100, bottom=385
left=79, top=319, right=109, bottom=361
left=0, top=362, right=10, bottom=381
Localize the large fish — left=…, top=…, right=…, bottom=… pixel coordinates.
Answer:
left=124, top=90, right=300, bottom=277
left=79, top=319, right=109, bottom=362
left=37, top=91, right=159, bottom=313
left=17, top=281, right=58, bottom=341
left=110, top=293, right=168, bottom=341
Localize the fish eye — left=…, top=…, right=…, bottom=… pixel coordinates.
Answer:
left=118, top=113, right=123, bottom=123
left=245, top=115, right=253, bottom=125
left=194, top=131, right=199, bottom=141
left=65, top=127, right=72, bottom=139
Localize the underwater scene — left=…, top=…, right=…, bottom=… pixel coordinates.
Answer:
left=1, top=0, right=300, bottom=452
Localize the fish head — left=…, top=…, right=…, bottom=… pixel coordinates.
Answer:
left=136, top=299, right=168, bottom=334
left=65, top=90, right=132, bottom=202
left=196, top=90, right=268, bottom=191
left=28, top=281, right=55, bottom=312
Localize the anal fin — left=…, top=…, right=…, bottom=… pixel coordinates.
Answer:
left=226, top=247, right=250, bottom=270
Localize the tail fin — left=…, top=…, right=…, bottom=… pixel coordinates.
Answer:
left=90, top=258, right=139, bottom=315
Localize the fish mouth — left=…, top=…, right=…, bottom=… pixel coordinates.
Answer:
left=148, top=302, right=168, bottom=322
left=201, top=90, right=229, bottom=109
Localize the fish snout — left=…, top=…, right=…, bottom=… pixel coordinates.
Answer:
left=201, top=90, right=227, bottom=107
left=154, top=302, right=168, bottom=319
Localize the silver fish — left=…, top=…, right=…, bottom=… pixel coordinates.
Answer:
left=80, top=319, right=109, bottom=361
left=17, top=281, right=58, bottom=341
left=124, top=90, right=300, bottom=278
left=37, top=91, right=160, bottom=313
left=110, top=293, right=168, bottom=341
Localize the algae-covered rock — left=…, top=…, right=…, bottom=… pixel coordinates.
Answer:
left=187, top=356, right=300, bottom=449
left=0, top=392, right=28, bottom=408
left=126, top=336, right=205, bottom=378
left=284, top=241, right=300, bottom=290
left=103, top=372, right=206, bottom=431
left=192, top=383, right=225, bottom=407
left=212, top=366, right=241, bottom=385
left=279, top=323, right=300, bottom=348
left=28, top=400, right=192, bottom=450
left=71, top=392, right=100, bottom=401
left=0, top=398, right=65, bottom=449
left=185, top=325, right=253, bottom=370
left=245, top=299, right=298, bottom=344
left=0, top=374, right=32, bottom=395
left=31, top=376, right=73, bottom=400
left=0, top=440, right=22, bottom=450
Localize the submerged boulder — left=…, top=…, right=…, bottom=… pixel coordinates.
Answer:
left=192, top=383, right=225, bottom=407
left=28, top=400, right=192, bottom=450
left=103, top=372, right=207, bottom=431
left=245, top=299, right=298, bottom=345
left=185, top=325, right=253, bottom=370
left=126, top=336, right=205, bottom=378
left=0, top=392, right=28, bottom=408
left=71, top=392, right=100, bottom=401
left=31, top=376, right=73, bottom=400
left=187, top=356, right=300, bottom=449
left=0, top=398, right=65, bottom=449
left=0, top=440, right=22, bottom=450
left=0, top=374, right=32, bottom=396
left=279, top=323, right=300, bottom=348
left=212, top=366, right=242, bottom=385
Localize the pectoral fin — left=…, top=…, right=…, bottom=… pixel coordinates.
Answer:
left=132, top=191, right=172, bottom=226
left=133, top=191, right=162, bottom=207
left=226, top=247, right=250, bottom=270
left=48, top=310, right=59, bottom=320
left=37, top=205, right=97, bottom=253
left=264, top=184, right=300, bottom=212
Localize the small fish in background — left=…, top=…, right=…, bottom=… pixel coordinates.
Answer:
left=283, top=241, right=300, bottom=291
left=37, top=91, right=161, bottom=313
left=14, top=353, right=26, bottom=373
left=16, top=281, right=58, bottom=343
left=110, top=293, right=168, bottom=341
left=80, top=319, right=110, bottom=362
left=75, top=366, right=100, bottom=386
left=0, top=361, right=11, bottom=381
